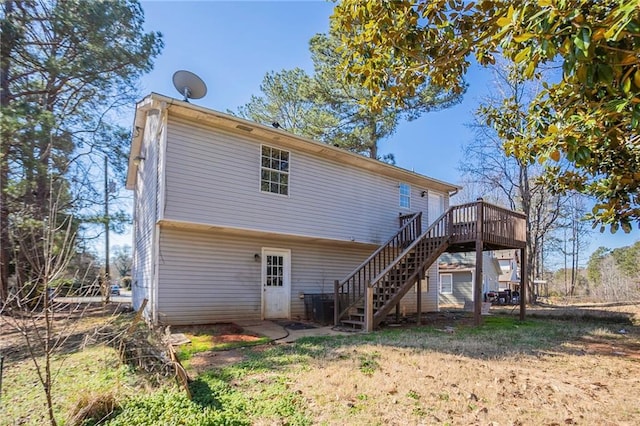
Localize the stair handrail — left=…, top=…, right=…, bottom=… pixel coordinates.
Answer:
left=369, top=209, right=450, bottom=286
left=334, top=212, right=422, bottom=324
left=339, top=212, right=421, bottom=283
left=367, top=201, right=506, bottom=297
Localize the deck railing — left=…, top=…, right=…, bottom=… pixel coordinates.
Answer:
left=480, top=202, right=527, bottom=247
left=334, top=212, right=422, bottom=325
left=448, top=200, right=526, bottom=247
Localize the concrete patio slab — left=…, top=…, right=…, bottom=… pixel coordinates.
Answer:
left=236, top=320, right=351, bottom=343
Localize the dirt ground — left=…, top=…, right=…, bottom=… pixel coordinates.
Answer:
left=174, top=303, right=640, bottom=370
left=0, top=302, right=132, bottom=363
left=171, top=323, right=265, bottom=373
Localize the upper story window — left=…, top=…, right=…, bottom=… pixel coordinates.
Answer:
left=399, top=183, right=411, bottom=208
left=261, top=145, right=289, bottom=196
left=498, top=259, right=511, bottom=273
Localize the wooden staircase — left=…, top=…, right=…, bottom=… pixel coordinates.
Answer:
left=340, top=251, right=420, bottom=329
left=335, top=200, right=527, bottom=331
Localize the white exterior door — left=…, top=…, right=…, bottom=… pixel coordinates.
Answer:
left=262, top=248, right=291, bottom=319
left=428, top=192, right=445, bottom=224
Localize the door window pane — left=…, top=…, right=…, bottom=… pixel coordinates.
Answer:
left=266, top=255, right=284, bottom=287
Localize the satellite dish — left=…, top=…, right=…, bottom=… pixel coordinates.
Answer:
left=172, top=70, right=207, bottom=102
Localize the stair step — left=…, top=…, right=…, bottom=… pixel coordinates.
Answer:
left=341, top=319, right=364, bottom=328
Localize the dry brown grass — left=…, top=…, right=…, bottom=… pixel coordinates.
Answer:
left=287, top=343, right=639, bottom=425
left=229, top=304, right=640, bottom=425
left=66, top=391, right=118, bottom=426
left=496, top=299, right=640, bottom=325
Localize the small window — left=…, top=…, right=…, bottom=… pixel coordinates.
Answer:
left=440, top=273, right=453, bottom=294
left=260, top=145, right=289, bottom=196
left=498, top=259, right=511, bottom=272
left=399, top=183, right=411, bottom=208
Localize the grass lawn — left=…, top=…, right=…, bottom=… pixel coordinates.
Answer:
left=2, top=304, right=639, bottom=425
left=2, top=346, right=141, bottom=425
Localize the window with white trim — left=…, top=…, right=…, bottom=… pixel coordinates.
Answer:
left=440, top=273, right=453, bottom=294
left=260, top=145, right=289, bottom=196
left=399, top=183, right=411, bottom=208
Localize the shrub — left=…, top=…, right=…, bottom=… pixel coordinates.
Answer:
left=67, top=392, right=118, bottom=426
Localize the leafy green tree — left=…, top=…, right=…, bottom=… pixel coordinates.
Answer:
left=587, top=246, right=610, bottom=286
left=235, top=68, right=338, bottom=143
left=237, top=32, right=462, bottom=160
left=307, top=33, right=462, bottom=160
left=0, top=0, right=162, bottom=301
left=331, top=0, right=640, bottom=230
left=113, top=244, right=133, bottom=279
left=460, top=61, right=567, bottom=301
left=611, top=241, right=640, bottom=278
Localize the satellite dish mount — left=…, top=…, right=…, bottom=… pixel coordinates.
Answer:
left=172, top=70, right=207, bottom=102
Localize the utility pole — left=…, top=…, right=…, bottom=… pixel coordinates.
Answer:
left=104, top=155, right=110, bottom=302
left=563, top=227, right=568, bottom=296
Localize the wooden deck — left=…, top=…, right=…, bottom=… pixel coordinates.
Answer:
left=447, top=201, right=526, bottom=251
left=335, top=199, right=527, bottom=331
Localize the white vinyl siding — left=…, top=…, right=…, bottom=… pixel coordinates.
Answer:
left=129, top=104, right=459, bottom=324
left=156, top=227, right=378, bottom=325
left=156, top=226, right=439, bottom=325
left=163, top=117, right=440, bottom=246
left=439, top=271, right=473, bottom=305
left=396, top=264, right=439, bottom=315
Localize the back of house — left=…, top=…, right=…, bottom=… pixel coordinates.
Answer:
left=125, top=94, right=460, bottom=325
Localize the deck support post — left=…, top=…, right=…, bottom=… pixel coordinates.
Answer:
left=334, top=280, right=340, bottom=326
left=474, top=198, right=484, bottom=326
left=365, top=282, right=373, bottom=332
left=416, top=273, right=422, bottom=326
left=474, top=240, right=484, bottom=326
left=519, top=247, right=527, bottom=321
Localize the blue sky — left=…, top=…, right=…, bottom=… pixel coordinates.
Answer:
left=117, top=0, right=638, bottom=264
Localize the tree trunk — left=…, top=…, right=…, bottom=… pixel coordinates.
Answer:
left=0, top=0, right=16, bottom=302
left=367, top=118, right=378, bottom=159
left=519, top=162, right=536, bottom=303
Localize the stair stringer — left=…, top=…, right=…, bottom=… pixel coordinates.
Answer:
left=369, top=237, right=449, bottom=330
